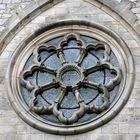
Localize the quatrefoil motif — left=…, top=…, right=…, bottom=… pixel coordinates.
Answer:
left=20, top=33, right=122, bottom=124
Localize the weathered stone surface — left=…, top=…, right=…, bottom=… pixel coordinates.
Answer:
left=101, top=124, right=119, bottom=134
left=0, top=0, right=140, bottom=139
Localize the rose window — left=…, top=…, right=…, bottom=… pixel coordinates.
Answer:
left=7, top=22, right=134, bottom=134
left=20, top=33, right=121, bottom=124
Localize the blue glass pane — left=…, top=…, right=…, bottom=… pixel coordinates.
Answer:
left=21, top=87, right=32, bottom=106
left=95, top=94, right=103, bottom=106
left=78, top=113, right=97, bottom=123
left=62, top=70, right=80, bottom=85
left=105, top=69, right=116, bottom=84
left=110, top=51, right=119, bottom=67
left=39, top=51, right=50, bottom=63
left=64, top=49, right=80, bottom=63
left=63, top=39, right=81, bottom=63
left=44, top=54, right=62, bottom=69
left=79, top=87, right=99, bottom=104
left=81, top=53, right=98, bottom=68
left=42, top=88, right=60, bottom=104
left=41, top=114, right=60, bottom=123
left=87, top=70, right=105, bottom=84
left=90, top=49, right=104, bottom=61
left=25, top=71, right=38, bottom=86
left=24, top=54, right=34, bottom=70
left=47, top=36, right=64, bottom=46
left=60, top=109, right=79, bottom=118
left=60, top=92, right=79, bottom=109
left=109, top=85, right=119, bottom=103
left=63, top=39, right=81, bottom=49
left=37, top=71, right=55, bottom=86
left=36, top=95, right=51, bottom=107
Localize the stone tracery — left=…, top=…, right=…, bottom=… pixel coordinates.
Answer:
left=20, top=33, right=122, bottom=124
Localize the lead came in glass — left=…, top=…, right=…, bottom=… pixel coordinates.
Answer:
left=20, top=33, right=122, bottom=124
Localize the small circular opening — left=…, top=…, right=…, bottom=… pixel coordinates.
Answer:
left=61, top=70, right=80, bottom=86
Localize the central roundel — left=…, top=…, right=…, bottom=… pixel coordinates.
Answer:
left=57, top=64, right=84, bottom=88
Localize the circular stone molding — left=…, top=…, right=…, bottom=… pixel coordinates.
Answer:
left=56, top=64, right=84, bottom=89
left=6, top=20, right=134, bottom=135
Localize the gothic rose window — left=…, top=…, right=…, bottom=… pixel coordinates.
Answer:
left=21, top=33, right=121, bottom=124
left=7, top=22, right=133, bottom=135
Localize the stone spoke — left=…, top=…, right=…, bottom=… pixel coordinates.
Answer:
left=82, top=80, right=99, bottom=89
left=84, top=62, right=121, bottom=91
left=40, top=64, right=56, bottom=75
left=53, top=89, right=87, bottom=124
left=57, top=50, right=67, bottom=65
left=75, top=48, right=87, bottom=65
left=52, top=89, right=68, bottom=124
left=74, top=89, right=85, bottom=103
left=54, top=89, right=66, bottom=104
left=66, top=89, right=87, bottom=124
left=84, top=63, right=101, bottom=74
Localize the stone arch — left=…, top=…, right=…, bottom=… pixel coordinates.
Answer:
left=85, top=0, right=140, bottom=39
left=0, top=0, right=139, bottom=54
left=0, top=0, right=64, bottom=54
